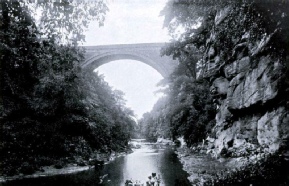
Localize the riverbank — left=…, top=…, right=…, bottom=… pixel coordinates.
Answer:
left=175, top=147, right=243, bottom=185
left=0, top=151, right=130, bottom=183
left=0, top=165, right=90, bottom=183
left=176, top=146, right=289, bottom=186
left=0, top=140, right=167, bottom=183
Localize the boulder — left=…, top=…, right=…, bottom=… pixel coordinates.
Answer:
left=257, top=107, right=289, bottom=153
left=214, top=115, right=260, bottom=156
left=211, top=77, right=229, bottom=96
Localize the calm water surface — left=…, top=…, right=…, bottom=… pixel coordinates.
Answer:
left=1, top=141, right=191, bottom=186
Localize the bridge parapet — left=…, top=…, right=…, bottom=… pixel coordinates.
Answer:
left=81, top=43, right=178, bottom=77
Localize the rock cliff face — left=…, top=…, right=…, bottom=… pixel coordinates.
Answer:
left=201, top=5, right=289, bottom=158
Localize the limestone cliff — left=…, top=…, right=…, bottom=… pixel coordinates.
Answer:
left=200, top=4, right=289, bottom=159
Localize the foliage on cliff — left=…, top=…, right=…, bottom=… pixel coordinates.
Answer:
left=0, top=0, right=135, bottom=176
left=161, top=0, right=289, bottom=57
left=161, top=0, right=289, bottom=100
left=156, top=0, right=289, bottom=140
left=159, top=0, right=289, bottom=185
left=139, top=62, right=216, bottom=146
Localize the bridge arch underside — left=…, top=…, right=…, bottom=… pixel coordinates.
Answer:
left=82, top=53, right=170, bottom=78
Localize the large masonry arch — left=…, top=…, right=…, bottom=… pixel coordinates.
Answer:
left=81, top=43, right=178, bottom=78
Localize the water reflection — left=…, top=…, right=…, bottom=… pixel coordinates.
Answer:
left=1, top=141, right=191, bottom=186
left=102, top=141, right=191, bottom=186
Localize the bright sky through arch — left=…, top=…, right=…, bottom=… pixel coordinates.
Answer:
left=95, top=60, right=164, bottom=119
left=84, top=0, right=170, bottom=118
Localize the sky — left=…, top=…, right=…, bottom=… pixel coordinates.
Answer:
left=84, top=0, right=170, bottom=45
left=83, top=0, right=170, bottom=118
left=95, top=60, right=164, bottom=118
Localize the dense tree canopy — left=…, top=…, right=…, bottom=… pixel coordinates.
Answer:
left=139, top=62, right=216, bottom=146
left=0, top=0, right=135, bottom=175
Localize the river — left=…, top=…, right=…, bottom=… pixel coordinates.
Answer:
left=0, top=140, right=191, bottom=186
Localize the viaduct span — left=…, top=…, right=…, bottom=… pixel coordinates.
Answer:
left=81, top=43, right=178, bottom=77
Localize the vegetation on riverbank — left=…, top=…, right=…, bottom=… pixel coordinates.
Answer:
left=138, top=64, right=216, bottom=145
left=176, top=145, right=289, bottom=186
left=0, top=149, right=132, bottom=183
left=207, top=154, right=289, bottom=186
left=0, top=0, right=136, bottom=176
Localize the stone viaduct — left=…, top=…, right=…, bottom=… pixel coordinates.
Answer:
left=81, top=43, right=178, bottom=78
